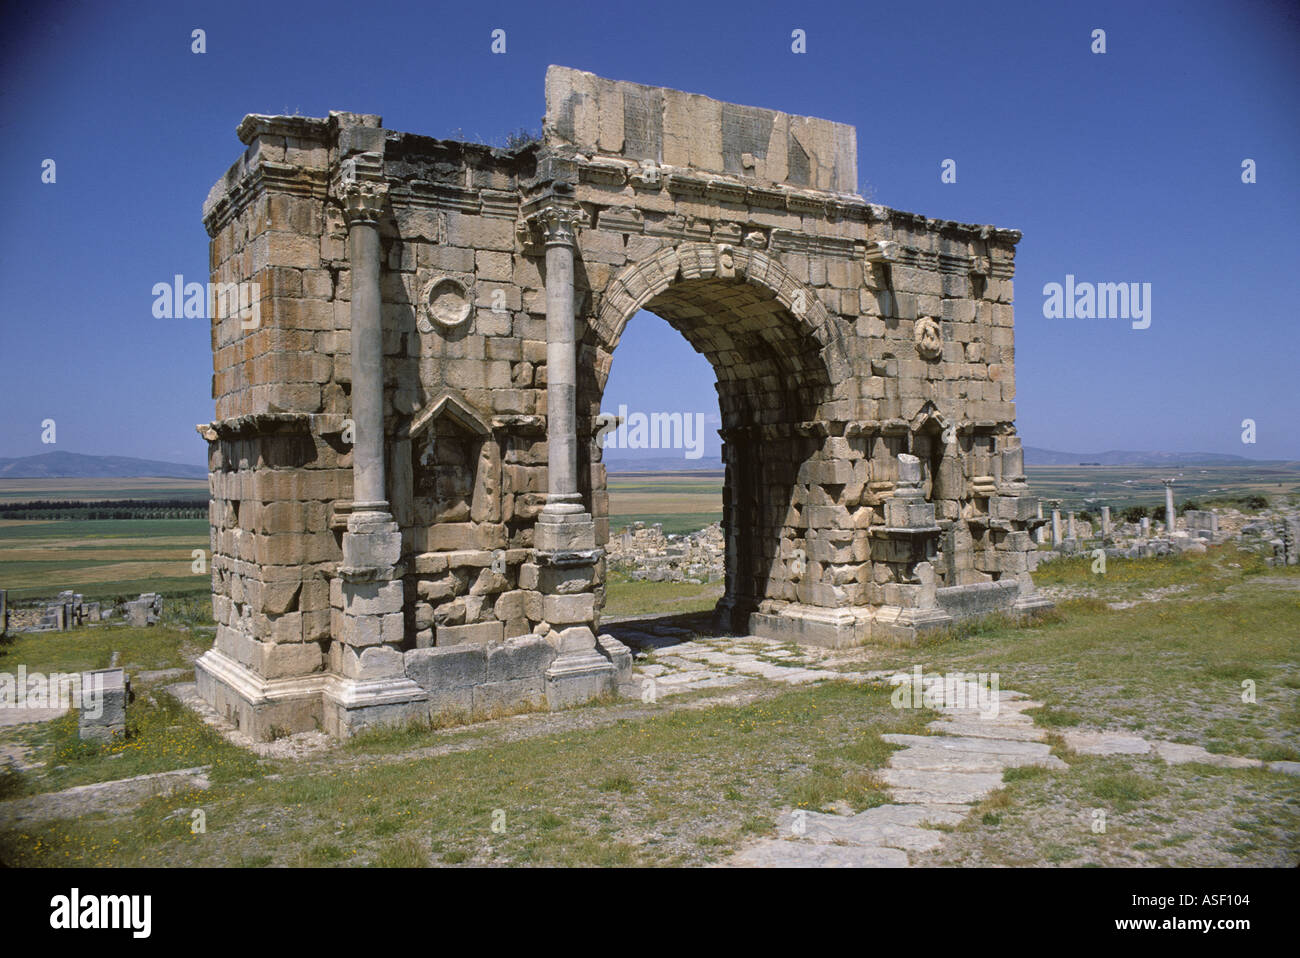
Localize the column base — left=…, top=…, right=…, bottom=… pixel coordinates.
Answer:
left=535, top=510, right=596, bottom=552
left=321, top=674, right=428, bottom=738
left=749, top=604, right=874, bottom=649
left=1011, top=593, right=1056, bottom=619
left=194, top=649, right=326, bottom=740
left=544, top=651, right=617, bottom=709
left=868, top=606, right=955, bottom=647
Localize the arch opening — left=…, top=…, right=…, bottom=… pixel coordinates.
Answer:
left=580, top=272, right=836, bottom=636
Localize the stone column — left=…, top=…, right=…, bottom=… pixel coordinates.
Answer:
left=346, top=180, right=387, bottom=514
left=1035, top=502, right=1045, bottom=544
left=1067, top=511, right=1076, bottom=539
left=327, top=157, right=426, bottom=735
left=522, top=196, right=618, bottom=706
left=1141, top=516, right=1151, bottom=537
left=1162, top=479, right=1177, bottom=536
left=1100, top=505, right=1111, bottom=537
left=540, top=207, right=583, bottom=520
left=1051, top=504, right=1062, bottom=546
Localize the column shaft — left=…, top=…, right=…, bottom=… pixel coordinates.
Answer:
left=350, top=220, right=386, bottom=511
left=544, top=239, right=582, bottom=514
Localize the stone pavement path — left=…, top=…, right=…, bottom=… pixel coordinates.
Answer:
left=606, top=615, right=877, bottom=696
left=727, top=675, right=1066, bottom=867
left=1058, top=728, right=1300, bottom=775
left=723, top=670, right=1300, bottom=867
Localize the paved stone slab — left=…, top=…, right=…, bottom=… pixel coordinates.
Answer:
left=855, top=803, right=968, bottom=828
left=0, top=766, right=210, bottom=825
left=882, top=733, right=1055, bottom=757
left=880, top=768, right=1005, bottom=804
left=927, top=719, right=1047, bottom=742
left=0, top=705, right=67, bottom=727
left=1153, top=741, right=1263, bottom=769
left=728, top=839, right=909, bottom=868
left=1268, top=761, right=1300, bottom=776
left=774, top=810, right=945, bottom=852
left=1061, top=729, right=1152, bottom=755
left=888, top=746, right=1066, bottom=772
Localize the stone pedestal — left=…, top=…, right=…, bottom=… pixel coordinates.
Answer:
left=79, top=668, right=129, bottom=742
left=325, top=516, right=427, bottom=737
left=534, top=534, right=617, bottom=707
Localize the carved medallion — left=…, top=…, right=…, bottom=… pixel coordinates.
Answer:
left=420, top=277, right=473, bottom=331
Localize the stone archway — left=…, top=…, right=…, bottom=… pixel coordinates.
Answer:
left=194, top=66, right=1052, bottom=740
left=579, top=243, right=852, bottom=636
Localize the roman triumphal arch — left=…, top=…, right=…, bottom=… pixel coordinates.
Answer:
left=194, top=66, right=1051, bottom=740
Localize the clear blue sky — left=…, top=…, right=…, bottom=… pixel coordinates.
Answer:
left=1, top=0, right=1296, bottom=465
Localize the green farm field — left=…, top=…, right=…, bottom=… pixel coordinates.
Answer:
left=0, top=518, right=211, bottom=602
left=606, top=470, right=722, bottom=535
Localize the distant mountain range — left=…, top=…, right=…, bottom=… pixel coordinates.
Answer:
left=0, top=452, right=207, bottom=479
left=1022, top=448, right=1268, bottom=467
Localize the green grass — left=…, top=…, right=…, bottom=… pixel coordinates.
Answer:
left=607, top=513, right=722, bottom=536
left=1, top=537, right=1296, bottom=869
left=0, top=517, right=211, bottom=600
left=0, top=680, right=932, bottom=867
left=880, top=546, right=1300, bottom=761
left=0, top=624, right=195, bottom=674
left=0, top=519, right=209, bottom=540
left=4, top=688, right=261, bottom=798
left=602, top=577, right=723, bottom=618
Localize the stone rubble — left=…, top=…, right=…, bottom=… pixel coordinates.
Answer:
left=1035, top=501, right=1299, bottom=568
left=3, top=591, right=157, bottom=633
left=606, top=521, right=725, bottom=583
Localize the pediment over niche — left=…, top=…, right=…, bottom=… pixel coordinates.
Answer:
left=408, top=390, right=492, bottom=439
left=909, top=402, right=953, bottom=436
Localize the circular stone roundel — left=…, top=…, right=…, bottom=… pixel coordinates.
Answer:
left=914, top=316, right=943, bottom=361
left=421, top=277, right=473, bottom=330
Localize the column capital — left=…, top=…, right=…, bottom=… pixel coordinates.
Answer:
left=519, top=201, right=588, bottom=248
left=337, top=152, right=388, bottom=227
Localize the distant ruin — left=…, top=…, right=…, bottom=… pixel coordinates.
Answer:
left=194, top=66, right=1053, bottom=740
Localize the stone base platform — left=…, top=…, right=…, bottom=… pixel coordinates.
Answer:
left=195, top=632, right=635, bottom=742
left=745, top=583, right=1054, bottom=649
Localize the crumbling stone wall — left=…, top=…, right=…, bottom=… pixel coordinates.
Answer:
left=194, top=66, right=1049, bottom=740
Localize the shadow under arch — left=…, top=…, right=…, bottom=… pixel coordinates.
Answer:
left=576, top=242, right=852, bottom=635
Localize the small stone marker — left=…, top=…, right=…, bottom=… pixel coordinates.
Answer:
left=78, top=668, right=130, bottom=742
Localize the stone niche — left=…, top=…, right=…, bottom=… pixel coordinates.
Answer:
left=192, top=66, right=1051, bottom=740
